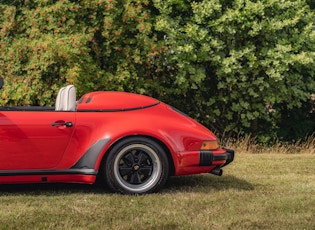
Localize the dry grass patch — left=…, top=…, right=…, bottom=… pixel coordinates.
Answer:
left=224, top=134, right=315, bottom=154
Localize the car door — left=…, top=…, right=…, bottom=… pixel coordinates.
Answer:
left=0, top=110, right=75, bottom=170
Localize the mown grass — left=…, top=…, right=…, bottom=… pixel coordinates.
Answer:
left=0, top=152, right=314, bottom=229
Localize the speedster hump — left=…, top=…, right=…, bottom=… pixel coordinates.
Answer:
left=77, top=91, right=159, bottom=111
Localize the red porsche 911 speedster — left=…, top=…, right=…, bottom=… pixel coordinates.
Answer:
left=0, top=78, right=234, bottom=194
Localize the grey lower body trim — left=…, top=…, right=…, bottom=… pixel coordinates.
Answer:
left=71, top=138, right=111, bottom=170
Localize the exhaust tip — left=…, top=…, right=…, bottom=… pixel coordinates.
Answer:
left=210, top=168, right=223, bottom=176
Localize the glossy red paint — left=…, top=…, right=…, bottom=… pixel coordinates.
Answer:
left=77, top=91, right=159, bottom=110
left=174, top=149, right=227, bottom=175
left=0, top=89, right=234, bottom=193
left=0, top=111, right=74, bottom=169
left=0, top=175, right=95, bottom=184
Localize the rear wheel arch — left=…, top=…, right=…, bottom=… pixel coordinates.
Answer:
left=99, top=135, right=175, bottom=176
left=98, top=135, right=175, bottom=194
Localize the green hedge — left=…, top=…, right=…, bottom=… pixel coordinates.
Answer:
left=0, top=0, right=314, bottom=141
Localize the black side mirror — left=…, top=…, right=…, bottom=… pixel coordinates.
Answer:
left=0, top=77, right=3, bottom=89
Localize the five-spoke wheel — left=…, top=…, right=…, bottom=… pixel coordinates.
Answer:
left=103, top=137, right=169, bottom=194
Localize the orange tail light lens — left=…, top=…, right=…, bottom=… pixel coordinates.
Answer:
left=200, top=140, right=219, bottom=150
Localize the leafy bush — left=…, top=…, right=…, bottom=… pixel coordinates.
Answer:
left=0, top=0, right=162, bottom=105
left=0, top=0, right=314, bottom=141
left=153, top=0, right=315, bottom=140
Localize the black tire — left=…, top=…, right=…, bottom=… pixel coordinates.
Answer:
left=103, top=137, right=169, bottom=194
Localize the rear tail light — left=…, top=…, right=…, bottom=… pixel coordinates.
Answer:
left=200, top=140, right=219, bottom=150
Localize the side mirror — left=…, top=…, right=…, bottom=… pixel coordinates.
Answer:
left=0, top=77, right=3, bottom=89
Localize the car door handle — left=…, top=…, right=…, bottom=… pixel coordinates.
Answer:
left=51, top=121, right=73, bottom=127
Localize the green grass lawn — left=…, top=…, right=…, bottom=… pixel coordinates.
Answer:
left=0, top=153, right=314, bottom=229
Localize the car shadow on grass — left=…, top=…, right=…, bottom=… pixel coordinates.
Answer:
left=0, top=175, right=253, bottom=195
left=163, top=174, right=254, bottom=193
left=0, top=183, right=111, bottom=195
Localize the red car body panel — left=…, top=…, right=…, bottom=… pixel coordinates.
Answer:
left=0, top=111, right=75, bottom=169
left=0, top=91, right=234, bottom=185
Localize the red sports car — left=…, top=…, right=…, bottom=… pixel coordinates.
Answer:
left=0, top=78, right=234, bottom=194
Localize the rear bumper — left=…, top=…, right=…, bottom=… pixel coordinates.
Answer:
left=173, top=148, right=235, bottom=176
left=199, top=148, right=234, bottom=167
left=222, top=148, right=235, bottom=167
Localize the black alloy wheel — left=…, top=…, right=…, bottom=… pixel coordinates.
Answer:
left=104, top=137, right=169, bottom=194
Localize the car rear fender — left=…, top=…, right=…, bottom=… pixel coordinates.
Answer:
left=91, top=134, right=175, bottom=176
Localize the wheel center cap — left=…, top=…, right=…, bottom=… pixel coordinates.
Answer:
left=133, top=165, right=140, bottom=171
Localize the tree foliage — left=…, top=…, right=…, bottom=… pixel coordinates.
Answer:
left=153, top=0, right=315, bottom=140
left=0, top=0, right=162, bottom=105
left=307, top=0, right=315, bottom=9
left=0, top=0, right=314, bottom=141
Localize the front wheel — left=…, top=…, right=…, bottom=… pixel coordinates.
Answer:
left=103, top=137, right=169, bottom=194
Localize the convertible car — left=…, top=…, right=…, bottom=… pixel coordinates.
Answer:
left=0, top=77, right=234, bottom=194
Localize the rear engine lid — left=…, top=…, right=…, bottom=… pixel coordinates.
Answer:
left=77, top=91, right=159, bottom=111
